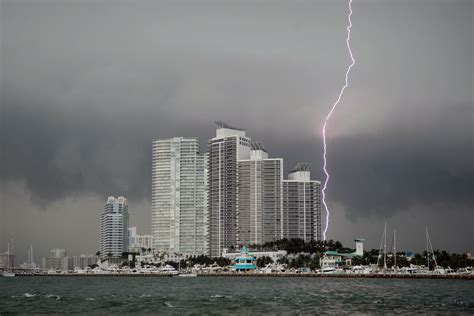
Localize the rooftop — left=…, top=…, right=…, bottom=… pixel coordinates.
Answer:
left=251, top=142, right=267, bottom=152
left=215, top=121, right=245, bottom=131
left=289, top=162, right=311, bottom=173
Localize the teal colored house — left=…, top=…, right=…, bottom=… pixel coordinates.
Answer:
left=231, top=246, right=257, bottom=272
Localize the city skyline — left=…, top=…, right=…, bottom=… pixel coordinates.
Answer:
left=1, top=0, right=473, bottom=263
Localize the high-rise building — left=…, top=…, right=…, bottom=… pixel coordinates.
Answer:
left=100, top=196, right=129, bottom=259
left=208, top=121, right=251, bottom=256
left=237, top=143, right=283, bottom=246
left=151, top=137, right=207, bottom=256
left=282, top=164, right=322, bottom=242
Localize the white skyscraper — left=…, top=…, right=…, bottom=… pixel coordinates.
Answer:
left=237, top=143, right=283, bottom=246
left=151, top=137, right=207, bottom=255
left=208, top=122, right=251, bottom=257
left=100, top=196, right=129, bottom=258
left=282, top=164, right=322, bottom=242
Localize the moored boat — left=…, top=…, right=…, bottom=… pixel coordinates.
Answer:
left=2, top=271, right=15, bottom=277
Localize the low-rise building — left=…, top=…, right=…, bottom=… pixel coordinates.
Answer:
left=320, top=251, right=353, bottom=270
left=42, top=257, right=68, bottom=271
left=69, top=254, right=98, bottom=270
left=320, top=239, right=365, bottom=270
left=128, top=227, right=154, bottom=251
left=231, top=246, right=257, bottom=272
left=42, top=248, right=68, bottom=271
left=222, top=248, right=287, bottom=262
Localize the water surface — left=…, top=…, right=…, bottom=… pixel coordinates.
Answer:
left=1, top=277, right=473, bottom=314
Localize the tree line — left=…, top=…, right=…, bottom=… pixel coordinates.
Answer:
left=94, top=239, right=473, bottom=270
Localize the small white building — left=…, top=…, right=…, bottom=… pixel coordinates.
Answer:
left=354, top=239, right=365, bottom=256
left=222, top=248, right=287, bottom=262
left=70, top=254, right=98, bottom=270
left=128, top=227, right=154, bottom=250
left=42, top=248, right=69, bottom=271
left=320, top=251, right=353, bottom=270
left=320, top=239, right=365, bottom=269
left=42, top=257, right=68, bottom=272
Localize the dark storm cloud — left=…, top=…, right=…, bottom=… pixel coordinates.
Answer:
left=1, top=0, right=472, bottom=255
left=260, top=102, right=474, bottom=220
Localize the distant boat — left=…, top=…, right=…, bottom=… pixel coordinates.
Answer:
left=321, top=266, right=337, bottom=274
left=2, top=271, right=15, bottom=277
left=2, top=242, right=15, bottom=277
left=178, top=272, right=198, bottom=277
left=159, top=264, right=179, bottom=275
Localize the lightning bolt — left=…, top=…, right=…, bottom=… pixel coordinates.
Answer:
left=322, top=0, right=355, bottom=240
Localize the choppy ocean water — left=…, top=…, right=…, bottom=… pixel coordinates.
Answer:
left=1, top=276, right=473, bottom=314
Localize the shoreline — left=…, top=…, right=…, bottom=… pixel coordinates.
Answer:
left=9, top=273, right=473, bottom=280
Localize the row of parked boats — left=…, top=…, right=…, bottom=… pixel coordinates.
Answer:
left=320, top=265, right=473, bottom=275
left=6, top=264, right=472, bottom=277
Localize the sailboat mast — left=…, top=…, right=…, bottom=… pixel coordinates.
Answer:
left=7, top=242, right=10, bottom=269
left=426, top=227, right=429, bottom=270
left=393, top=229, right=396, bottom=268
left=377, top=225, right=384, bottom=268
left=383, top=221, right=387, bottom=270
left=426, top=228, right=437, bottom=269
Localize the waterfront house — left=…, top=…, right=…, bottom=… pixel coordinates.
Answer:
left=231, top=246, right=257, bottom=272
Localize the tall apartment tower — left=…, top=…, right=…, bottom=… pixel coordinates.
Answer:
left=100, top=196, right=129, bottom=258
left=208, top=121, right=251, bottom=257
left=237, top=143, right=283, bottom=246
left=282, top=164, right=322, bottom=242
left=151, top=137, right=207, bottom=256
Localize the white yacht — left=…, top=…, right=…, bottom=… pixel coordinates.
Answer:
left=321, top=266, right=337, bottom=274
left=2, top=271, right=15, bottom=277
left=159, top=264, right=179, bottom=275
left=457, top=267, right=471, bottom=275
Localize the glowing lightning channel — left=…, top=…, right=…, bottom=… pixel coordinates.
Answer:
left=322, top=0, right=355, bottom=240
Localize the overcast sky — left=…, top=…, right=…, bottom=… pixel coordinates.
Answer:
left=1, top=0, right=472, bottom=263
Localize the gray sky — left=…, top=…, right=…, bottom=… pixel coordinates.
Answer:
left=1, top=0, right=473, bottom=263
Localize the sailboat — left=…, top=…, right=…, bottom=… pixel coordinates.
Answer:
left=2, top=271, right=15, bottom=277
left=425, top=227, right=444, bottom=275
left=2, top=242, right=15, bottom=277
left=376, top=221, right=388, bottom=273
left=389, top=228, right=398, bottom=274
